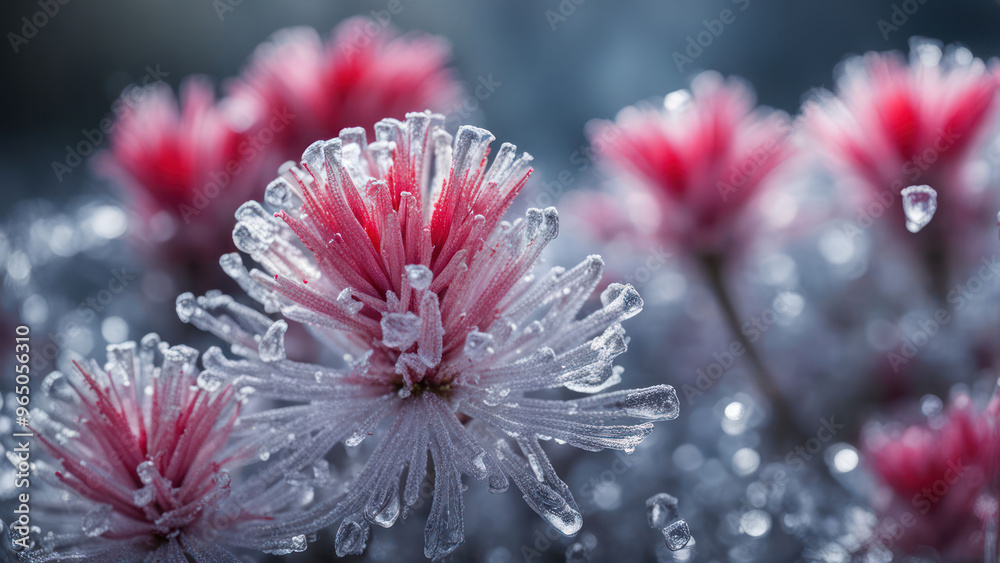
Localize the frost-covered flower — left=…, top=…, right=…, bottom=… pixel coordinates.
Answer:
left=99, top=78, right=263, bottom=277
left=580, top=71, right=793, bottom=256
left=229, top=17, right=463, bottom=154
left=861, top=392, right=1000, bottom=558
left=177, top=112, right=679, bottom=559
left=25, top=335, right=307, bottom=561
left=807, top=39, right=999, bottom=229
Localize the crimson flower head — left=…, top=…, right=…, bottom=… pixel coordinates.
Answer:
left=807, top=39, right=999, bottom=228
left=229, top=17, right=463, bottom=153
left=99, top=78, right=263, bottom=274
left=26, top=335, right=269, bottom=561
left=583, top=71, right=793, bottom=256
left=862, top=392, right=1000, bottom=558
left=178, top=111, right=678, bottom=559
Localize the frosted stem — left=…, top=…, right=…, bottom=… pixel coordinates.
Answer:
left=699, top=253, right=803, bottom=446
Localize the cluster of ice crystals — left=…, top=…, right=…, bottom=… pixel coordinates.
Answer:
left=646, top=492, right=691, bottom=551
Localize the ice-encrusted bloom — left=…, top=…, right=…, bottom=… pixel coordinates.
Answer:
left=806, top=39, right=999, bottom=228
left=862, top=392, right=1000, bottom=558
left=229, top=17, right=463, bottom=153
left=25, top=335, right=308, bottom=561
left=177, top=112, right=679, bottom=559
left=99, top=78, right=263, bottom=274
left=579, top=71, right=793, bottom=256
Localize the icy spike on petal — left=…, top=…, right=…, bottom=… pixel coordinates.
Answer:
left=900, top=185, right=937, bottom=233
left=258, top=320, right=288, bottom=362
left=625, top=385, right=680, bottom=420
left=646, top=493, right=679, bottom=529
left=600, top=283, right=644, bottom=320
left=261, top=534, right=308, bottom=555
left=335, top=514, right=371, bottom=557
left=661, top=519, right=692, bottom=551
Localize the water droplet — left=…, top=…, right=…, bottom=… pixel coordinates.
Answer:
left=646, top=493, right=679, bottom=529
left=661, top=519, right=691, bottom=551
left=371, top=492, right=400, bottom=528
left=901, top=185, right=937, bottom=233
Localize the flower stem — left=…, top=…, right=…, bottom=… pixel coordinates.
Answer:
left=699, top=253, right=803, bottom=445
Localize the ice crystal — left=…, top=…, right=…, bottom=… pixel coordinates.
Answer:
left=180, top=112, right=678, bottom=559
left=900, top=185, right=937, bottom=233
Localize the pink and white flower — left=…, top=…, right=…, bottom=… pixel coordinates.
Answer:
left=177, top=112, right=678, bottom=559
left=579, top=71, right=794, bottom=257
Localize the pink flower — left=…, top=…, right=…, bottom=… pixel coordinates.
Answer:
left=583, top=71, right=793, bottom=256
left=99, top=78, right=262, bottom=272
left=862, top=392, right=1000, bottom=558
left=179, top=112, right=678, bottom=558
left=229, top=17, right=463, bottom=155
left=27, top=336, right=309, bottom=561
left=807, top=40, right=999, bottom=229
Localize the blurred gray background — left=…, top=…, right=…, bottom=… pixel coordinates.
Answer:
left=2, top=0, right=999, bottom=210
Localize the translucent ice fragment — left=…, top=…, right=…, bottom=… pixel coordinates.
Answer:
left=646, top=493, right=679, bottom=529
left=901, top=185, right=937, bottom=233
left=600, top=283, right=644, bottom=320
left=661, top=519, right=691, bottom=551
left=335, top=514, right=370, bottom=557
left=262, top=534, right=307, bottom=555
left=258, top=320, right=288, bottom=362
left=463, top=331, right=494, bottom=361
left=381, top=312, right=421, bottom=350
left=405, top=264, right=433, bottom=291
left=624, top=385, right=680, bottom=420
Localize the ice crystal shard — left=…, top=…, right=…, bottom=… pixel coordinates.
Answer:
left=900, top=184, right=937, bottom=233
left=662, top=519, right=692, bottom=551
left=646, top=493, right=679, bottom=529
left=258, top=320, right=288, bottom=362
left=624, top=385, right=681, bottom=420
left=335, top=515, right=370, bottom=557
left=261, top=534, right=308, bottom=555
